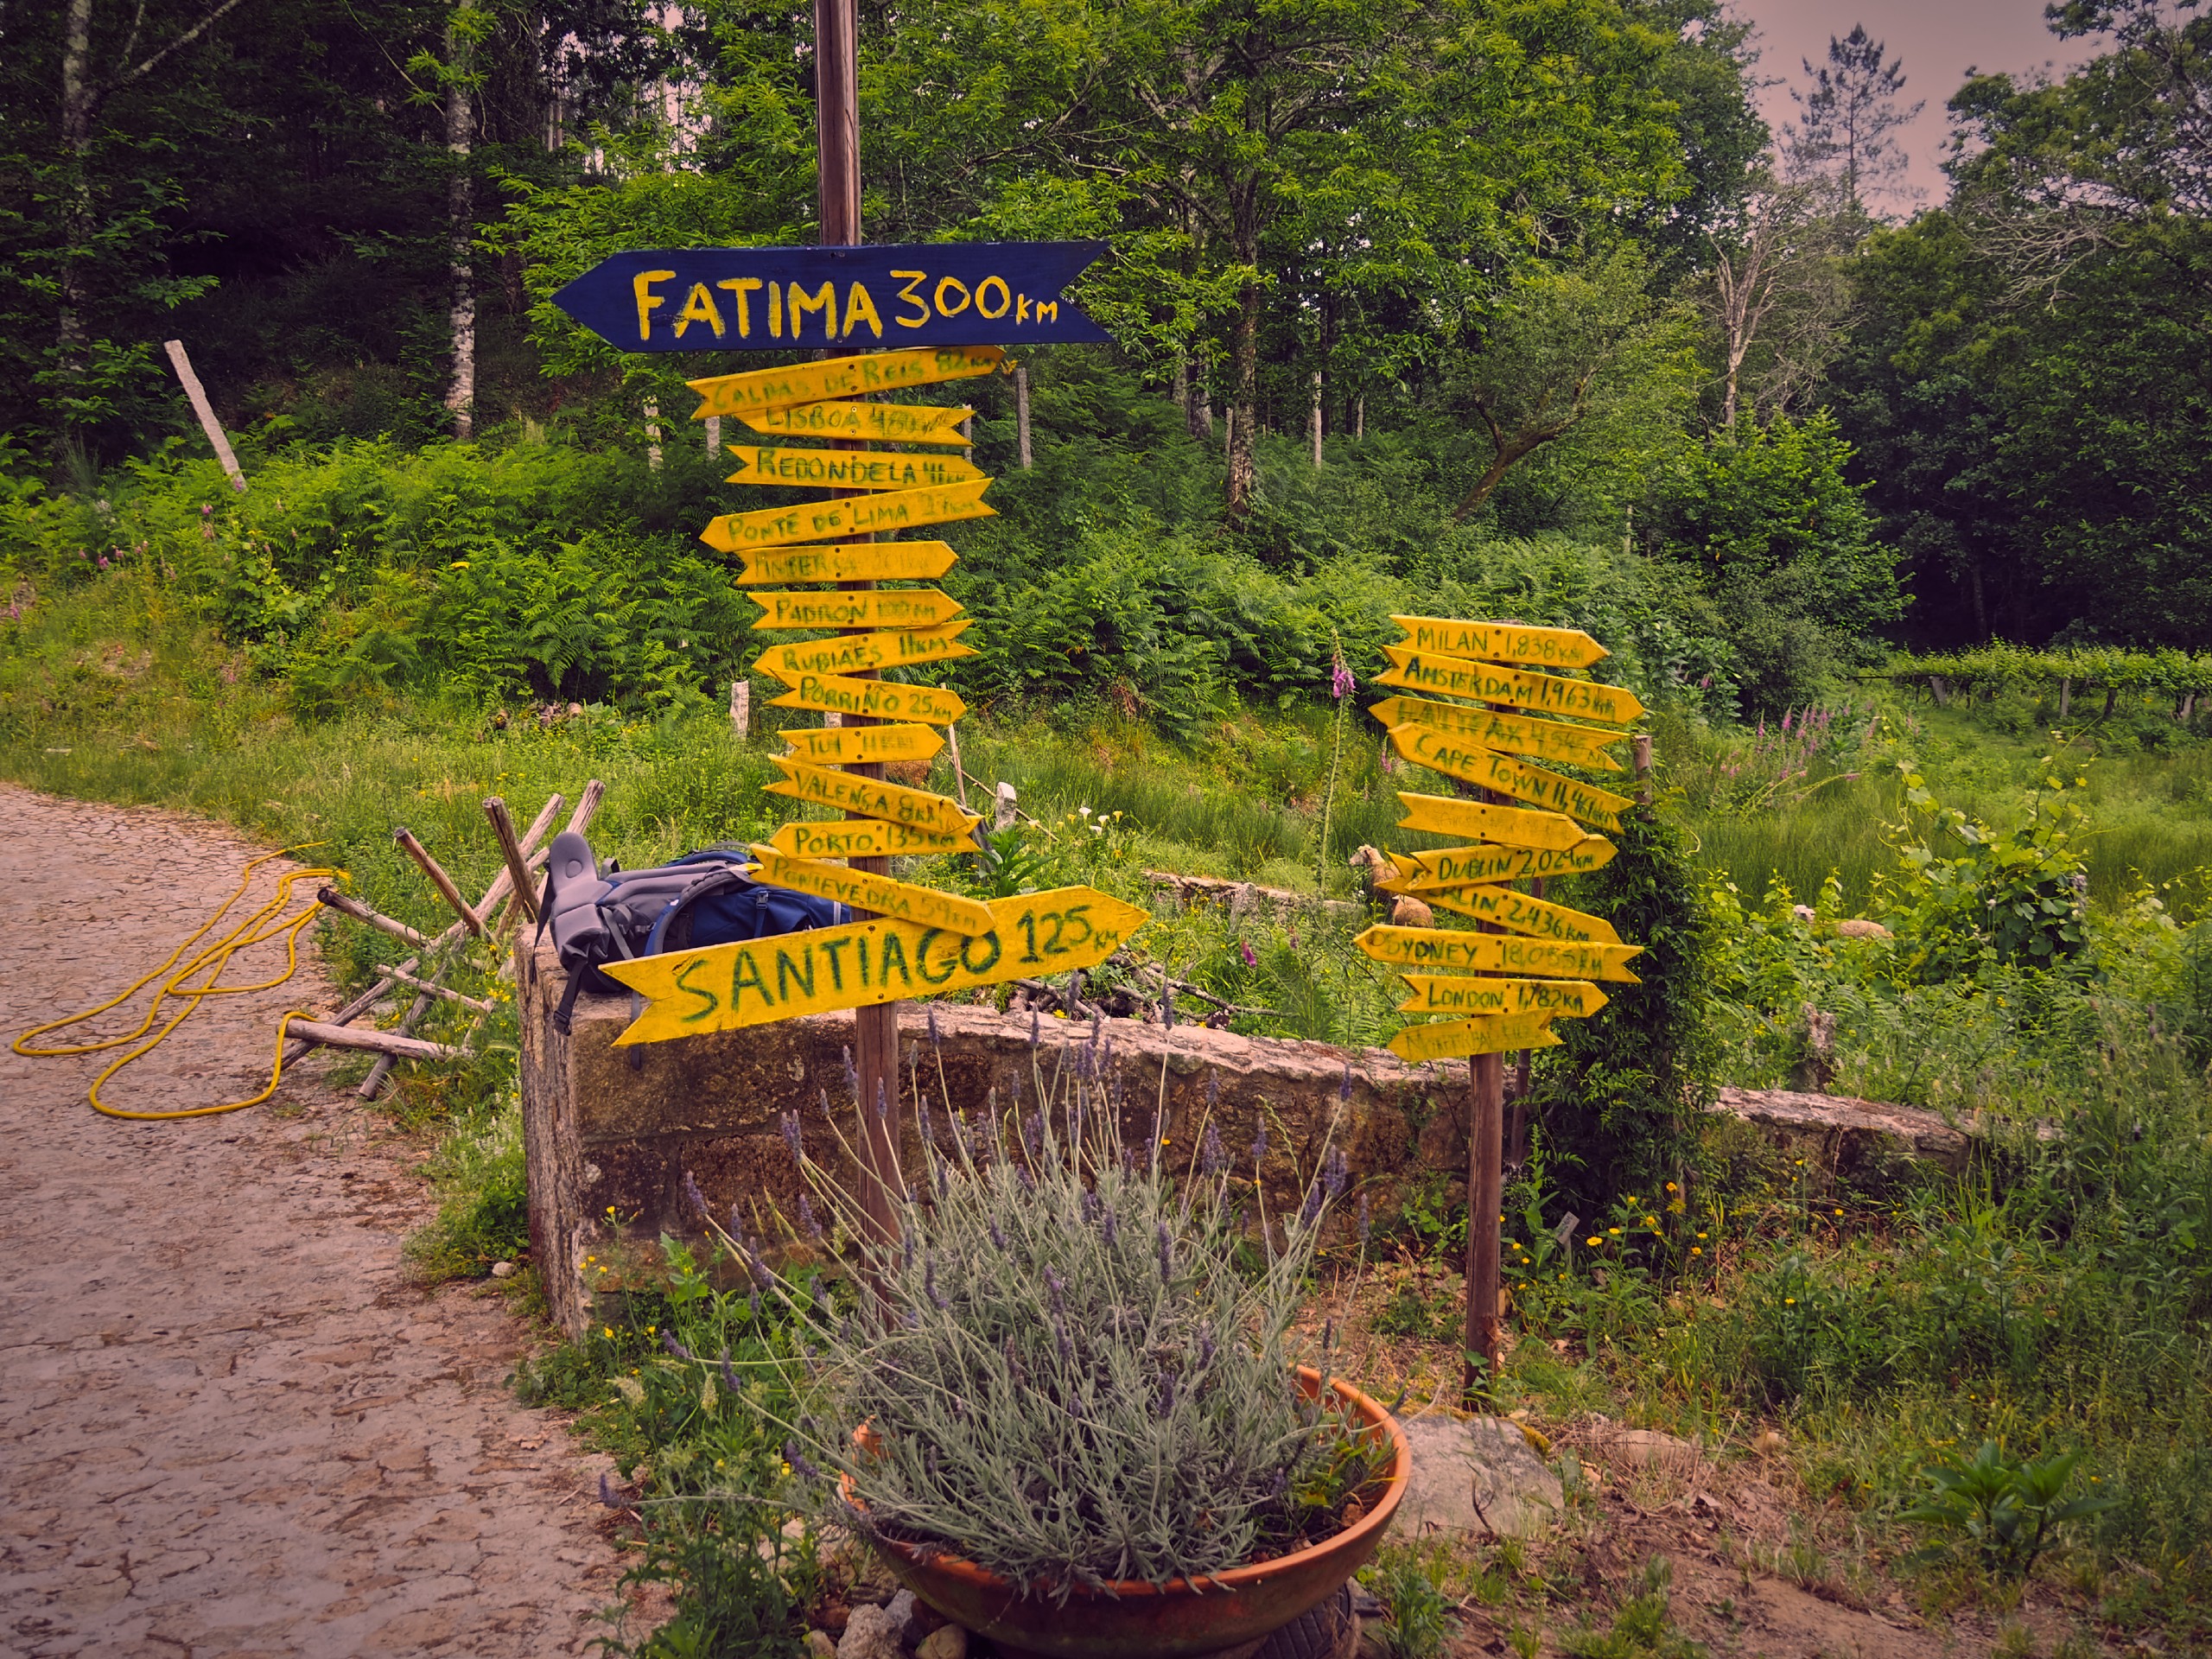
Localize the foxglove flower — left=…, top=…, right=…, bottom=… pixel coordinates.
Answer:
left=1332, top=653, right=1355, bottom=701
left=1240, top=939, right=1257, bottom=968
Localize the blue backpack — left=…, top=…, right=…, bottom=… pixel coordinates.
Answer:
left=538, top=832, right=849, bottom=1033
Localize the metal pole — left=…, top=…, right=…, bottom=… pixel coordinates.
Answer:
left=814, top=0, right=901, bottom=1267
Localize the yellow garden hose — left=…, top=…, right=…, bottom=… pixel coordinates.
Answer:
left=13, top=845, right=340, bottom=1120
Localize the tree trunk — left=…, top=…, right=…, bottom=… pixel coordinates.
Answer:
left=1967, top=561, right=1989, bottom=641
left=1227, top=282, right=1260, bottom=521
left=1310, top=370, right=1322, bottom=468
left=56, top=0, right=97, bottom=440
left=443, top=2, right=477, bottom=440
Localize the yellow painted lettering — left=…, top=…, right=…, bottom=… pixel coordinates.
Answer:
left=915, top=930, right=956, bottom=986
left=674, top=957, right=718, bottom=1023
left=774, top=945, right=815, bottom=1002
left=1015, top=294, right=1031, bottom=323
left=768, top=281, right=783, bottom=338
left=730, top=950, right=773, bottom=1013
left=1033, top=299, right=1058, bottom=325
left=889, top=270, right=929, bottom=328
left=958, top=930, right=1002, bottom=976
left=933, top=276, right=971, bottom=318
left=715, top=276, right=762, bottom=338
left=842, top=281, right=884, bottom=340
left=788, top=280, right=836, bottom=340
left=975, top=276, right=1011, bottom=319
left=632, top=269, right=676, bottom=341
left=672, top=283, right=726, bottom=340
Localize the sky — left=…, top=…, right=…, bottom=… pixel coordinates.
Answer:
left=1732, top=0, right=2100, bottom=209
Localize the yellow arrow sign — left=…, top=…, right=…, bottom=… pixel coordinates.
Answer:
left=1376, top=648, right=1644, bottom=727
left=757, top=623, right=976, bottom=683
left=1420, top=884, right=1621, bottom=944
left=766, top=757, right=981, bottom=837
left=740, top=400, right=973, bottom=448
left=767, top=818, right=976, bottom=860
left=1386, top=727, right=1631, bottom=830
left=768, top=671, right=967, bottom=726
left=603, top=886, right=1149, bottom=1044
left=779, top=723, right=944, bottom=768
left=748, top=845, right=994, bottom=936
left=737, top=541, right=958, bottom=586
left=1396, top=976, right=1609, bottom=1017
left=702, top=480, right=994, bottom=554
left=1368, top=696, right=1624, bottom=771
left=725, top=445, right=988, bottom=492
left=1392, top=792, right=1585, bottom=851
left=1381, top=838, right=1617, bottom=893
left=1389, top=616, right=1609, bottom=671
left=747, top=588, right=963, bottom=631
left=689, top=346, right=1003, bottom=419
left=1389, top=1013, right=1563, bottom=1063
left=1356, top=924, right=1643, bottom=982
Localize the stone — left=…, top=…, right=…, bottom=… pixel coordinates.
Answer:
left=1394, top=1412, right=1560, bottom=1541
left=882, top=1589, right=916, bottom=1639
left=838, top=1603, right=905, bottom=1659
left=1713, top=1086, right=1971, bottom=1179
left=806, top=1633, right=839, bottom=1659
left=1590, top=1427, right=1701, bottom=1474
left=489, top=1261, right=517, bottom=1279
left=916, top=1625, right=968, bottom=1659
left=1835, top=918, right=1892, bottom=940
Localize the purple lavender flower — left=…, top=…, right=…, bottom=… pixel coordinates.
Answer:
left=1198, top=1329, right=1216, bottom=1370
left=1207, top=1071, right=1220, bottom=1110
left=800, top=1192, right=824, bottom=1243
left=818, top=1086, right=832, bottom=1121
left=747, top=1288, right=761, bottom=1320
left=1029, top=1008, right=1041, bottom=1049
left=842, top=1046, right=859, bottom=1099
left=1101, top=1205, right=1118, bottom=1247
left=785, top=1439, right=823, bottom=1482
left=925, top=1253, right=949, bottom=1310
left=1358, top=1192, right=1372, bottom=1248
left=1161, top=985, right=1176, bottom=1030
left=779, top=1111, right=804, bottom=1164
left=1251, top=1124, right=1268, bottom=1165
left=1054, top=1317, right=1074, bottom=1366
left=928, top=1005, right=941, bottom=1052
left=1324, top=1147, right=1348, bottom=1199
left=683, top=1169, right=709, bottom=1220
left=1080, top=1189, right=1101, bottom=1225
left=1003, top=1334, right=1027, bottom=1385
left=661, top=1328, right=692, bottom=1359
left=988, top=1215, right=1007, bottom=1251
left=918, top=1097, right=935, bottom=1150
left=1044, top=1266, right=1065, bottom=1314
left=1159, top=1369, right=1177, bottom=1412
left=1156, top=1221, right=1173, bottom=1281
left=1023, top=1111, right=1043, bottom=1161
left=720, top=1344, right=738, bottom=1390
left=1339, top=1063, right=1354, bottom=1103
left=1299, top=1180, right=1324, bottom=1227
left=1202, top=1121, right=1226, bottom=1176
left=903, top=1230, right=916, bottom=1271
left=1268, top=1468, right=1287, bottom=1503
left=874, top=1077, right=887, bottom=1122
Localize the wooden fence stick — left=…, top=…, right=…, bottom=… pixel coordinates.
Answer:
left=288, top=1020, right=464, bottom=1063
left=162, top=340, right=247, bottom=493
left=565, top=779, right=606, bottom=838
left=483, top=797, right=540, bottom=924
left=316, top=887, right=429, bottom=948
left=374, top=963, right=496, bottom=1013
left=394, top=828, right=484, bottom=935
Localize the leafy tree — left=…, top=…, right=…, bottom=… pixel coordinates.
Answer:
left=1787, top=24, right=1922, bottom=214
left=1440, top=247, right=1700, bottom=523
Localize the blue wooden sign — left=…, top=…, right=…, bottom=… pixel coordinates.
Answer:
left=553, top=241, right=1110, bottom=353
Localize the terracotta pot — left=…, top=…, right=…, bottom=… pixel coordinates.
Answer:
left=848, top=1367, right=1408, bottom=1659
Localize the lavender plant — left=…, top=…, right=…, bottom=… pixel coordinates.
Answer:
left=725, top=1032, right=1372, bottom=1603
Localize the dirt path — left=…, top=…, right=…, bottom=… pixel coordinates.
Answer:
left=0, top=784, right=629, bottom=1657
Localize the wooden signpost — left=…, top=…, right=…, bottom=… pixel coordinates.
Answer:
left=566, top=38, right=1133, bottom=1289
left=1357, top=615, right=1643, bottom=1401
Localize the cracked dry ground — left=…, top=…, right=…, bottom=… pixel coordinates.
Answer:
left=0, top=784, right=631, bottom=1657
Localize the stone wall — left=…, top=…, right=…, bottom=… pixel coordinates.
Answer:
left=518, top=937, right=1478, bottom=1340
